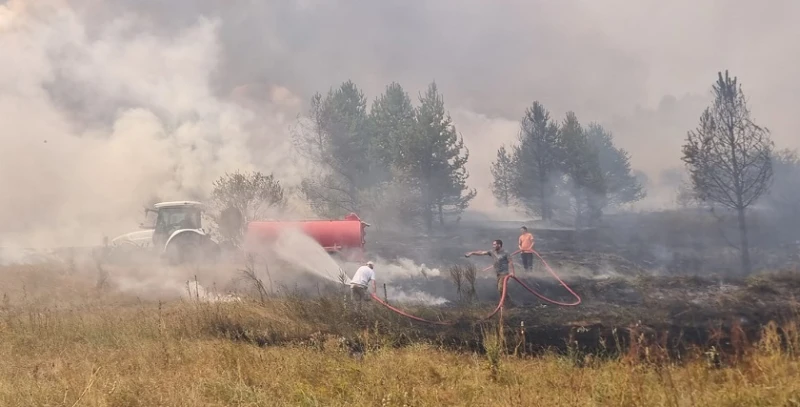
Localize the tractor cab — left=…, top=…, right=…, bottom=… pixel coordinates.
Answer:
left=148, top=201, right=205, bottom=249
left=107, top=200, right=218, bottom=265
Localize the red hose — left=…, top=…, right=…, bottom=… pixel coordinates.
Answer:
left=368, top=249, right=581, bottom=325
left=507, top=249, right=582, bottom=307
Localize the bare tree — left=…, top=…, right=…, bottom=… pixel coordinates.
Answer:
left=681, top=70, right=774, bottom=274
left=210, top=170, right=287, bottom=247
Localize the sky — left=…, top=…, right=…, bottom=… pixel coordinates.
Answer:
left=1, top=0, right=799, bottom=247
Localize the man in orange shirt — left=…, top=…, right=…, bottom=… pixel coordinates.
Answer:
left=518, top=226, right=535, bottom=272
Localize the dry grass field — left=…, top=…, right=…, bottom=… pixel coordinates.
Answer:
left=2, top=261, right=800, bottom=406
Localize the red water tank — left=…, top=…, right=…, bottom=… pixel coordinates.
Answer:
left=244, top=213, right=368, bottom=253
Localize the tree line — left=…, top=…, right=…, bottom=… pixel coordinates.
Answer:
left=285, top=78, right=648, bottom=232
left=291, top=80, right=475, bottom=231
left=489, top=104, right=645, bottom=228
left=488, top=69, right=799, bottom=274
left=208, top=71, right=800, bottom=275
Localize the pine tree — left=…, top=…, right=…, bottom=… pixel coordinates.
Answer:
left=293, top=80, right=372, bottom=217
left=490, top=145, right=515, bottom=207
left=367, top=82, right=416, bottom=178
left=363, top=82, right=423, bottom=226
left=511, top=101, right=563, bottom=220
left=401, top=82, right=476, bottom=230
left=559, top=112, right=606, bottom=228
left=323, top=80, right=371, bottom=186
left=762, top=149, right=800, bottom=222
left=585, top=123, right=645, bottom=209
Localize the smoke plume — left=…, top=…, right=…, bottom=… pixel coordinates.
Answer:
left=3, top=0, right=800, bottom=252
left=0, top=1, right=307, bottom=250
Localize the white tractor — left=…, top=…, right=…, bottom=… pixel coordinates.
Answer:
left=107, top=201, right=220, bottom=265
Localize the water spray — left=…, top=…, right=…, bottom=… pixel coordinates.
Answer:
left=368, top=249, right=581, bottom=325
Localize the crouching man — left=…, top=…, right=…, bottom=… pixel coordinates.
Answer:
left=349, top=261, right=377, bottom=312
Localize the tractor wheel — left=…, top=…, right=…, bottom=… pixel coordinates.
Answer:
left=165, top=234, right=220, bottom=266
left=164, top=239, right=184, bottom=266
left=165, top=234, right=199, bottom=266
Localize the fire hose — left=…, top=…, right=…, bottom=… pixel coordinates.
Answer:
left=368, top=249, right=581, bottom=325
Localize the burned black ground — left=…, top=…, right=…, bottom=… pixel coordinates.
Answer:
left=243, top=264, right=799, bottom=365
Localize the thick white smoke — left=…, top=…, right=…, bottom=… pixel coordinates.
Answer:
left=5, top=0, right=800, bottom=257
left=0, top=1, right=306, bottom=250
left=383, top=287, right=449, bottom=306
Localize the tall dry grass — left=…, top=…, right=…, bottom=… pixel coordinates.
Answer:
left=2, top=262, right=800, bottom=406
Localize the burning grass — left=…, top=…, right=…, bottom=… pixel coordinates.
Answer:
left=2, top=262, right=800, bottom=405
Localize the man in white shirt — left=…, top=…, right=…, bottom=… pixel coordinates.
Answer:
left=349, top=261, right=376, bottom=311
